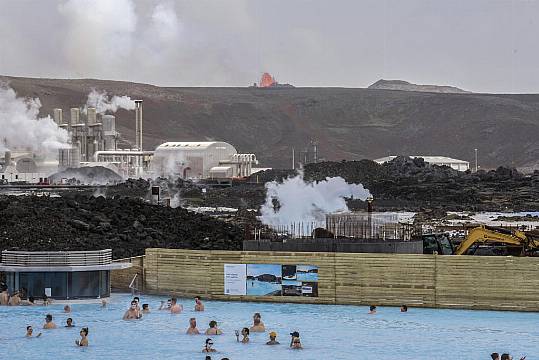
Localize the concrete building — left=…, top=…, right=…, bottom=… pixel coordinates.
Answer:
left=374, top=155, right=470, bottom=171
left=151, top=141, right=258, bottom=179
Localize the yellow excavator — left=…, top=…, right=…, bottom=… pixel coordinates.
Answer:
left=454, top=225, right=539, bottom=256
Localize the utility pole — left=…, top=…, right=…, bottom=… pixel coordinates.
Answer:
left=292, top=147, right=295, bottom=170
left=474, top=148, right=478, bottom=172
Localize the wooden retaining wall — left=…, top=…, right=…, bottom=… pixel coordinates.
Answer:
left=111, top=255, right=144, bottom=292
left=111, top=249, right=539, bottom=311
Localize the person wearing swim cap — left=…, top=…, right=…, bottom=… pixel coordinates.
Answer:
left=266, top=331, right=280, bottom=345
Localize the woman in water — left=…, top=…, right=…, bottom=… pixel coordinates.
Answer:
left=236, top=327, right=249, bottom=343
left=25, top=326, right=41, bottom=338
left=205, top=320, right=223, bottom=335
left=75, top=327, right=89, bottom=347
left=202, top=338, right=216, bottom=353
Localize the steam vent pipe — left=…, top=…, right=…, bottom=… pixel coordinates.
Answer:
left=135, top=100, right=143, bottom=151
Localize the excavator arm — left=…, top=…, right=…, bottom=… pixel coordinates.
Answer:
left=454, top=225, right=534, bottom=255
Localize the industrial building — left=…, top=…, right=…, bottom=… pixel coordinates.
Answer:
left=374, top=155, right=470, bottom=171
left=150, top=141, right=258, bottom=179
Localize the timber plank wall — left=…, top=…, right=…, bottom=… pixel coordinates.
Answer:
left=111, top=249, right=539, bottom=311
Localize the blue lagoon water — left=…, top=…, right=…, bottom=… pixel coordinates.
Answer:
left=0, top=293, right=537, bottom=360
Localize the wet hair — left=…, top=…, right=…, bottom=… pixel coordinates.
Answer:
left=67, top=318, right=73, bottom=322
left=26, top=326, right=32, bottom=330
left=369, top=305, right=376, bottom=311
left=209, top=320, right=217, bottom=328
left=130, top=301, right=137, bottom=305
left=491, top=354, right=500, bottom=360
left=195, top=296, right=201, bottom=301
left=401, top=305, right=408, bottom=311
left=46, top=314, right=53, bottom=322
left=254, top=312, right=261, bottom=319
left=133, top=297, right=140, bottom=302
left=171, top=297, right=177, bottom=303
left=142, top=304, right=149, bottom=309
left=205, top=357, right=211, bottom=360
left=205, top=338, right=213, bottom=345
left=242, top=327, right=250, bottom=335
left=500, top=355, right=510, bottom=360
left=80, top=327, right=88, bottom=336
left=28, top=296, right=35, bottom=303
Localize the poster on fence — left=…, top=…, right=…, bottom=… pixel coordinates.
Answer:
left=224, top=263, right=318, bottom=297
left=224, top=264, right=247, bottom=295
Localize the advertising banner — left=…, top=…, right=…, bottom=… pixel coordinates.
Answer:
left=224, top=263, right=318, bottom=297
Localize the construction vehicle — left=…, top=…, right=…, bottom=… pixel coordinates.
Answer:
left=453, top=225, right=539, bottom=256
left=423, top=225, right=539, bottom=256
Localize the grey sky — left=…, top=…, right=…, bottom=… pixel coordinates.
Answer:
left=0, top=0, right=538, bottom=93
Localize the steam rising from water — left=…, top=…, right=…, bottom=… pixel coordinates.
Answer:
left=85, top=89, right=135, bottom=114
left=260, top=174, right=372, bottom=227
left=0, top=84, right=69, bottom=153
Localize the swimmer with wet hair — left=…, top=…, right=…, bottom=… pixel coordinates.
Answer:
left=195, top=296, right=205, bottom=311
left=187, top=317, right=200, bottom=335
left=8, top=291, right=21, bottom=306
left=250, top=312, right=265, bottom=332
left=238, top=327, right=249, bottom=343
left=26, top=326, right=42, bottom=338
left=290, top=331, right=303, bottom=349
left=142, top=304, right=150, bottom=314
left=205, top=320, right=223, bottom=335
left=64, top=305, right=71, bottom=313
left=202, top=338, right=216, bottom=353
left=123, top=301, right=142, bottom=320
left=170, top=297, right=183, bottom=314
left=369, top=305, right=377, bottom=314
left=400, top=305, right=408, bottom=312
left=65, top=318, right=75, bottom=328
left=43, top=314, right=57, bottom=329
left=75, top=327, right=89, bottom=347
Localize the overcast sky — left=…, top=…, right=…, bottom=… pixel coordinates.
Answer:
left=1, top=0, right=538, bottom=93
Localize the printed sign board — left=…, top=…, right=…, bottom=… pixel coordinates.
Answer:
left=224, top=263, right=318, bottom=297
left=224, top=264, right=247, bottom=295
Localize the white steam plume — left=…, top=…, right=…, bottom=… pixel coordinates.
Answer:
left=85, top=89, right=135, bottom=114
left=260, top=174, right=372, bottom=227
left=0, top=84, right=69, bottom=153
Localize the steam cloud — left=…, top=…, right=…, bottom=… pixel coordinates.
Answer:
left=85, top=89, right=135, bottom=114
left=260, top=174, right=372, bottom=227
left=0, top=84, right=69, bottom=153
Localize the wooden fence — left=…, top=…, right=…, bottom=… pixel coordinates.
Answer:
left=111, top=249, right=539, bottom=311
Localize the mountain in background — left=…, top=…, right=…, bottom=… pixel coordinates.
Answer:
left=2, top=75, right=538, bottom=170
left=369, top=79, right=470, bottom=94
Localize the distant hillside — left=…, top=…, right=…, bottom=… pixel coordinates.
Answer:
left=2, top=75, right=538, bottom=169
left=369, top=79, right=469, bottom=94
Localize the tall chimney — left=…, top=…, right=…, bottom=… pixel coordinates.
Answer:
left=135, top=100, right=143, bottom=150
left=53, top=108, right=63, bottom=125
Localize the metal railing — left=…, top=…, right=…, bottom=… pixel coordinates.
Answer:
left=129, top=273, right=139, bottom=296
left=1, top=249, right=113, bottom=266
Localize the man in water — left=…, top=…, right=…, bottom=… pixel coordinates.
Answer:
left=142, top=304, right=150, bottom=314
left=369, top=305, right=377, bottom=314
left=170, top=298, right=183, bottom=314
left=195, top=296, right=205, bottom=311
left=501, top=354, right=526, bottom=360
left=75, top=327, right=89, bottom=347
left=290, top=331, right=303, bottom=349
left=26, top=326, right=42, bottom=338
left=8, top=291, right=21, bottom=306
left=266, top=331, right=280, bottom=345
left=400, top=305, right=408, bottom=312
left=250, top=312, right=265, bottom=332
left=187, top=318, right=200, bottom=335
left=205, top=320, right=223, bottom=335
left=65, top=318, right=75, bottom=328
left=64, top=305, right=71, bottom=313
left=43, top=314, right=57, bottom=329
left=0, top=283, right=9, bottom=305
left=202, top=338, right=216, bottom=353
left=123, top=301, right=142, bottom=320
left=22, top=296, right=36, bottom=306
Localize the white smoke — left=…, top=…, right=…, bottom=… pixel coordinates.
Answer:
left=0, top=84, right=69, bottom=153
left=85, top=89, right=135, bottom=114
left=260, top=174, right=372, bottom=227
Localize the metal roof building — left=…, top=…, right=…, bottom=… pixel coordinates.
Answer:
left=374, top=156, right=470, bottom=171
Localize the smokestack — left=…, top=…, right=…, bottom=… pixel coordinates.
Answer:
left=53, top=108, right=63, bottom=125
left=70, top=108, right=80, bottom=126
left=87, top=107, right=97, bottom=125
left=135, top=100, right=143, bottom=150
